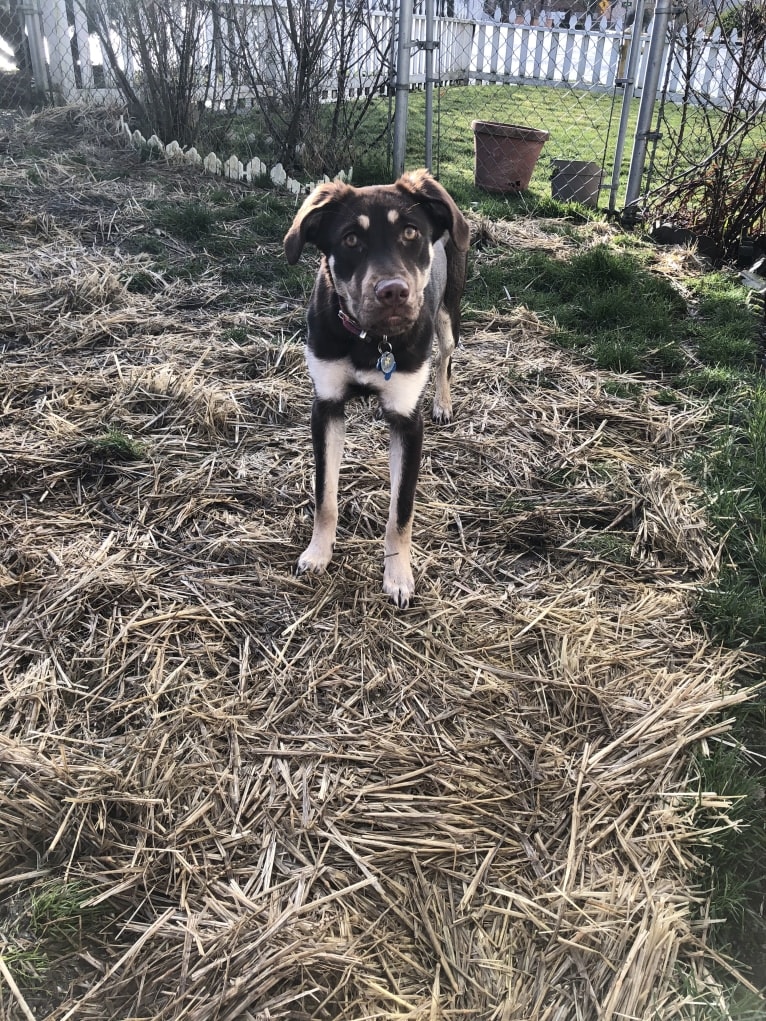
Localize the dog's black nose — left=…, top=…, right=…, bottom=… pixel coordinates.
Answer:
left=374, top=278, right=410, bottom=306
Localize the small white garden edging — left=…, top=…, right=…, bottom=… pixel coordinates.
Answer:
left=118, top=116, right=352, bottom=196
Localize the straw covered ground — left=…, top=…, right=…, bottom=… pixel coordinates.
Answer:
left=0, top=108, right=757, bottom=1020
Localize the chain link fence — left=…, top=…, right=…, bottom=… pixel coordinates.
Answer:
left=403, top=0, right=764, bottom=238
left=642, top=1, right=766, bottom=262
left=0, top=0, right=763, bottom=256
left=400, top=2, right=631, bottom=208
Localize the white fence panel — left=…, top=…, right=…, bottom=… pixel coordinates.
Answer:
left=468, top=13, right=625, bottom=92
left=700, top=28, right=727, bottom=98
left=27, top=1, right=762, bottom=110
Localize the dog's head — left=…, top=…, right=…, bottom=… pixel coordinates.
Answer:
left=284, top=170, right=470, bottom=336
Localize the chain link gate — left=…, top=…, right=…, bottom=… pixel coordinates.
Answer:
left=393, top=1, right=664, bottom=215
left=393, top=0, right=764, bottom=237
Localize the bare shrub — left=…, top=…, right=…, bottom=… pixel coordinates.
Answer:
left=84, top=0, right=233, bottom=148
left=83, top=0, right=392, bottom=175
left=646, top=0, right=766, bottom=259
left=228, top=0, right=394, bottom=176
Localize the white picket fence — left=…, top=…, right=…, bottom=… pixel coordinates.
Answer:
left=23, top=1, right=762, bottom=109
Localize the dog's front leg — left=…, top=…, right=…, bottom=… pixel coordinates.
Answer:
left=298, top=398, right=345, bottom=575
left=383, top=410, right=424, bottom=608
left=432, top=306, right=456, bottom=424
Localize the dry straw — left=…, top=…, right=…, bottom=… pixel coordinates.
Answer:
left=0, top=107, right=759, bottom=1020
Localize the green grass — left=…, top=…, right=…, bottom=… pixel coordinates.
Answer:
left=577, top=531, right=635, bottom=564
left=688, top=274, right=763, bottom=368
left=693, top=383, right=766, bottom=649
left=85, top=428, right=146, bottom=463
left=156, top=200, right=216, bottom=243
left=29, top=881, right=95, bottom=938
left=120, top=185, right=309, bottom=288
left=2, top=880, right=98, bottom=993
left=0, top=946, right=49, bottom=988
left=465, top=241, right=689, bottom=374
left=693, top=737, right=766, bottom=989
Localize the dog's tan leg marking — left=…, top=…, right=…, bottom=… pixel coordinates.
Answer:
left=382, top=428, right=416, bottom=608
left=298, top=415, right=345, bottom=573
left=432, top=305, right=456, bottom=425
left=384, top=520, right=415, bottom=608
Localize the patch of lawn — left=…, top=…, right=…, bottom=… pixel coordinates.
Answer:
left=238, top=190, right=297, bottom=234
left=683, top=372, right=766, bottom=998
left=3, top=879, right=100, bottom=998
left=467, top=242, right=688, bottom=374
left=151, top=196, right=287, bottom=256
left=221, top=259, right=309, bottom=290
left=688, top=273, right=762, bottom=369
left=155, top=200, right=216, bottom=242
left=677, top=366, right=750, bottom=399
left=125, top=266, right=167, bottom=294
left=578, top=531, right=635, bottom=565
left=694, top=739, right=766, bottom=991
left=694, top=382, right=766, bottom=649
left=85, top=427, right=146, bottom=463
left=29, top=881, right=96, bottom=939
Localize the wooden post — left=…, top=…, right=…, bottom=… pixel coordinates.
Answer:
left=19, top=0, right=49, bottom=94
left=37, top=0, right=78, bottom=100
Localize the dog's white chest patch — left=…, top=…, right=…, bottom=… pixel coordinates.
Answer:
left=306, top=350, right=429, bottom=419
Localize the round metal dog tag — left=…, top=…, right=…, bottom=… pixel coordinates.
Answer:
left=377, top=350, right=396, bottom=376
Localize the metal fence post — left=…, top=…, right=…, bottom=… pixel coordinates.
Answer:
left=607, top=0, right=647, bottom=214
left=424, top=0, right=435, bottom=172
left=622, top=4, right=674, bottom=222
left=392, top=0, right=413, bottom=179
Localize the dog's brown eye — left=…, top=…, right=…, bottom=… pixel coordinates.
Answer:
left=402, top=226, right=420, bottom=241
left=344, top=232, right=359, bottom=248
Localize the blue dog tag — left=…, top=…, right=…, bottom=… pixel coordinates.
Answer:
left=377, top=345, right=397, bottom=380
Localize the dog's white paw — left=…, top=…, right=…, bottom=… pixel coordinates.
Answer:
left=383, top=562, right=415, bottom=609
left=431, top=399, right=453, bottom=425
left=297, top=540, right=333, bottom=575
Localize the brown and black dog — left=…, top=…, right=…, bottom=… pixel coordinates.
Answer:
left=284, top=169, right=470, bottom=607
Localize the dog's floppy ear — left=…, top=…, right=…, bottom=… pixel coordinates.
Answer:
left=283, top=180, right=351, bottom=264
left=396, top=169, right=471, bottom=253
